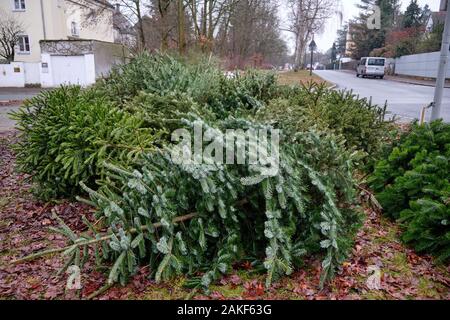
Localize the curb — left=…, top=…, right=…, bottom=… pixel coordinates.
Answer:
left=0, top=100, right=23, bottom=106
left=385, top=77, right=450, bottom=89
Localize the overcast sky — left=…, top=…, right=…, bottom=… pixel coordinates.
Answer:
left=279, top=0, right=441, bottom=53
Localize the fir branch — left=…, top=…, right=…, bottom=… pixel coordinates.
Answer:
left=10, top=212, right=198, bottom=265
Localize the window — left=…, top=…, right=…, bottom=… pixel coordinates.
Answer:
left=17, top=35, right=30, bottom=53
left=71, top=22, right=79, bottom=37
left=13, top=0, right=26, bottom=11
left=368, top=58, right=385, bottom=66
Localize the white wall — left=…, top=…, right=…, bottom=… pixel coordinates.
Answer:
left=40, top=53, right=96, bottom=88
left=84, top=54, right=96, bottom=85
left=40, top=54, right=53, bottom=87
left=93, top=41, right=128, bottom=78
left=394, top=52, right=448, bottom=79
left=0, top=62, right=25, bottom=87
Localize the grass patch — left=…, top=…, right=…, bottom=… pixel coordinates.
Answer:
left=373, top=223, right=400, bottom=245
left=389, top=252, right=413, bottom=276
left=417, top=278, right=444, bottom=299
left=277, top=71, right=328, bottom=86
left=209, top=284, right=245, bottom=299
left=135, top=277, right=190, bottom=300
left=361, top=290, right=387, bottom=300
left=137, top=287, right=188, bottom=300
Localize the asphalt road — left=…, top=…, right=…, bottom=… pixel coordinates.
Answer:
left=315, top=70, right=450, bottom=123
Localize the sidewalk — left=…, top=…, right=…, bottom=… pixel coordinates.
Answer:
left=384, top=75, right=450, bottom=88
left=337, top=69, right=449, bottom=88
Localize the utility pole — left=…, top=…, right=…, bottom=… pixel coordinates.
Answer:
left=431, top=0, right=450, bottom=121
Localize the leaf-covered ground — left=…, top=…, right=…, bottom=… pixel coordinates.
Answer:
left=0, top=132, right=449, bottom=300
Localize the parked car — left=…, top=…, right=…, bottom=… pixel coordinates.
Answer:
left=356, top=57, right=386, bottom=79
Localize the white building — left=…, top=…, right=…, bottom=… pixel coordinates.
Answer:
left=425, top=11, right=446, bottom=33
left=0, top=0, right=129, bottom=87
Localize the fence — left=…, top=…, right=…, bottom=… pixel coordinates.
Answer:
left=394, top=51, right=445, bottom=79
left=340, top=60, right=359, bottom=71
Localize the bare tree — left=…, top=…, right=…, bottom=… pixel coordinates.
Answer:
left=217, top=0, right=287, bottom=68
left=0, top=14, right=25, bottom=62
left=286, top=0, right=336, bottom=67
left=186, top=0, right=239, bottom=51
left=113, top=0, right=149, bottom=51
left=145, top=0, right=239, bottom=53
left=142, top=0, right=189, bottom=53
left=156, top=0, right=175, bottom=51
left=80, top=0, right=285, bottom=61
left=141, top=0, right=177, bottom=51
left=141, top=0, right=196, bottom=53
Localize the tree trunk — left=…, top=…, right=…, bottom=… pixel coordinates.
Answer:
left=202, top=0, right=207, bottom=37
left=159, top=0, right=170, bottom=51
left=136, top=0, right=146, bottom=51
left=177, top=0, right=186, bottom=54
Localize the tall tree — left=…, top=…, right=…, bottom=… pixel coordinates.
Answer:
left=403, top=0, right=422, bottom=28
left=156, top=0, right=175, bottom=50
left=112, top=0, right=149, bottom=51
left=220, top=0, right=287, bottom=68
left=186, top=0, right=239, bottom=52
left=177, top=0, right=187, bottom=54
left=142, top=0, right=194, bottom=52
left=330, top=42, right=337, bottom=62
left=350, top=0, right=400, bottom=59
left=421, top=4, right=431, bottom=24
left=335, top=24, right=348, bottom=57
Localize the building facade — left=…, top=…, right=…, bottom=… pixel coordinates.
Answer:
left=0, top=0, right=127, bottom=87
left=0, top=0, right=115, bottom=63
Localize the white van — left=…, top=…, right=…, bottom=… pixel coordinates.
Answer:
left=356, top=57, right=386, bottom=79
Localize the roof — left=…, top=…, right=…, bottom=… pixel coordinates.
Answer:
left=113, top=6, right=136, bottom=35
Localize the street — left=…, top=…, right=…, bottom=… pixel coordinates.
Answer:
left=315, top=70, right=450, bottom=122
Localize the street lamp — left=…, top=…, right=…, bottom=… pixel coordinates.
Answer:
left=309, top=39, right=317, bottom=76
